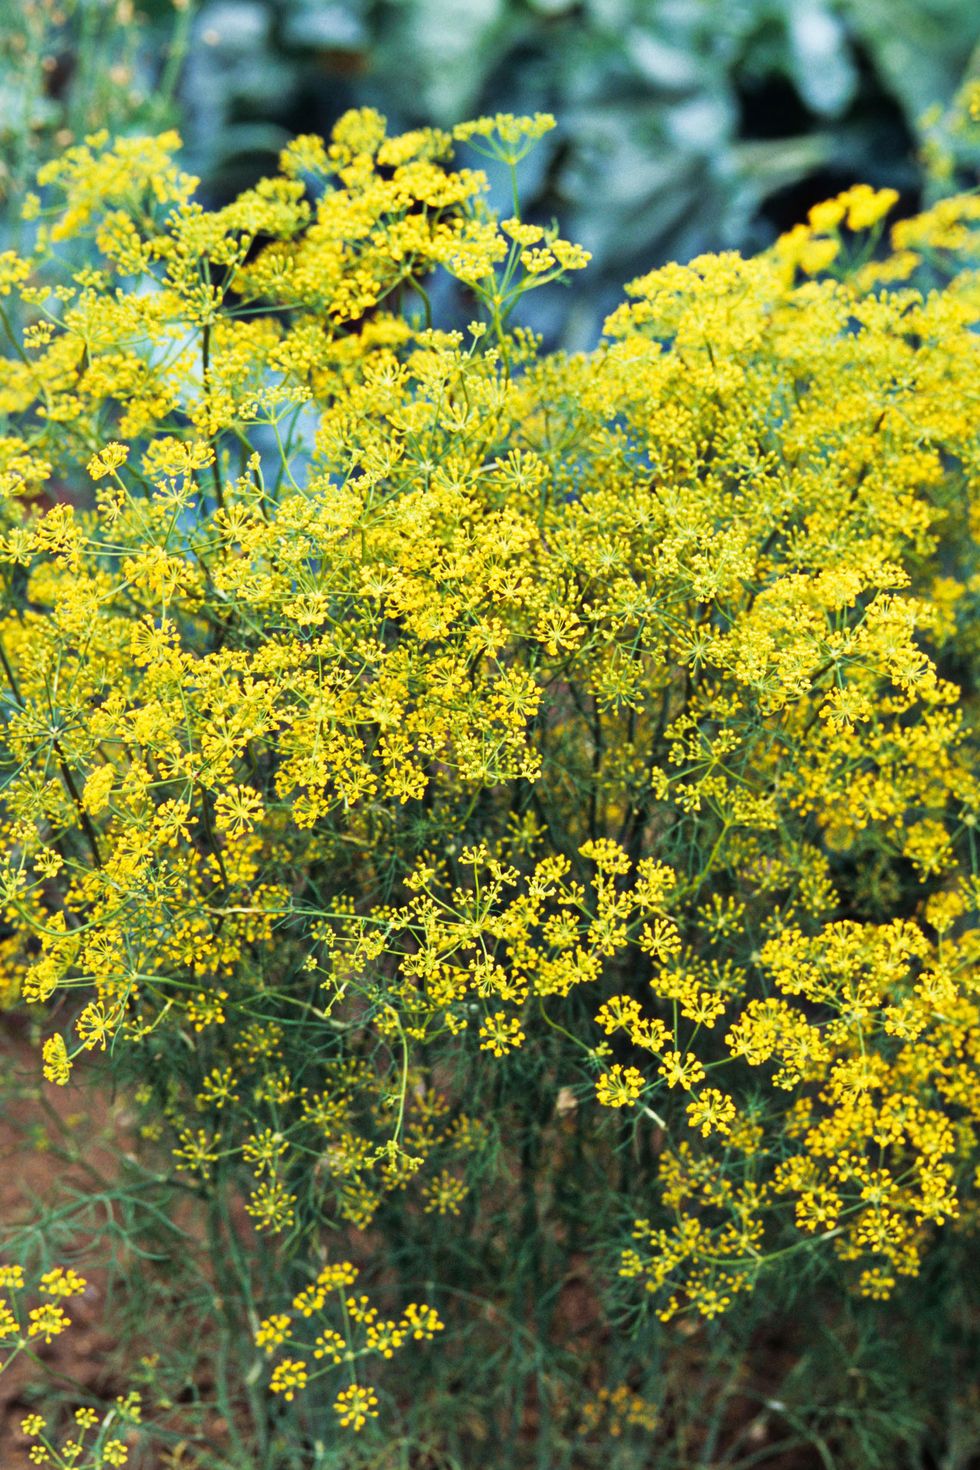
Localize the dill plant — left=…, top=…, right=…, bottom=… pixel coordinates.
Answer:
left=0, top=108, right=979, bottom=1467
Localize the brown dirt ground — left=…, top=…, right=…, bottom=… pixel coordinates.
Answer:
left=0, top=1014, right=124, bottom=1466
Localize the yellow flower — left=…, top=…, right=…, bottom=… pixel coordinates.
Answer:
left=0, top=1297, right=18, bottom=1340
left=172, top=1128, right=221, bottom=1178
left=656, top=1051, right=706, bottom=1091
left=269, top=1358, right=308, bottom=1401
left=685, top=1089, right=736, bottom=1138
left=39, top=1267, right=87, bottom=1298
left=244, top=1181, right=297, bottom=1233
left=844, top=183, right=899, bottom=231
left=807, top=198, right=846, bottom=233
left=86, top=442, right=128, bottom=479
left=334, top=1384, right=379, bottom=1431
left=421, top=1170, right=469, bottom=1216
left=313, top=1328, right=347, bottom=1362
left=596, top=1064, right=644, bottom=1109
left=213, top=785, right=264, bottom=836
left=316, top=1261, right=358, bottom=1290
left=28, top=1302, right=71, bottom=1343
left=478, top=1011, right=525, bottom=1057
left=401, top=1303, right=444, bottom=1340
left=255, top=1314, right=291, bottom=1354
left=42, top=1036, right=72, bottom=1086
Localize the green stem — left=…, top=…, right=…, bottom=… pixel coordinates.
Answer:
left=201, top=321, right=226, bottom=512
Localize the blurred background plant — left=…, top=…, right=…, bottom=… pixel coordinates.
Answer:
left=2, top=0, right=978, bottom=342
left=0, top=0, right=190, bottom=250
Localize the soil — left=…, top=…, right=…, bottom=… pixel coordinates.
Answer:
left=0, top=1015, right=122, bottom=1467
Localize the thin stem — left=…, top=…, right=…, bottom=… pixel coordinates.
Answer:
left=201, top=321, right=226, bottom=512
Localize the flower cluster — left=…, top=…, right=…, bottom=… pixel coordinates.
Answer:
left=0, top=1264, right=88, bottom=1363
left=255, top=1260, right=443, bottom=1428
left=0, top=110, right=979, bottom=1455
left=17, top=1393, right=142, bottom=1469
